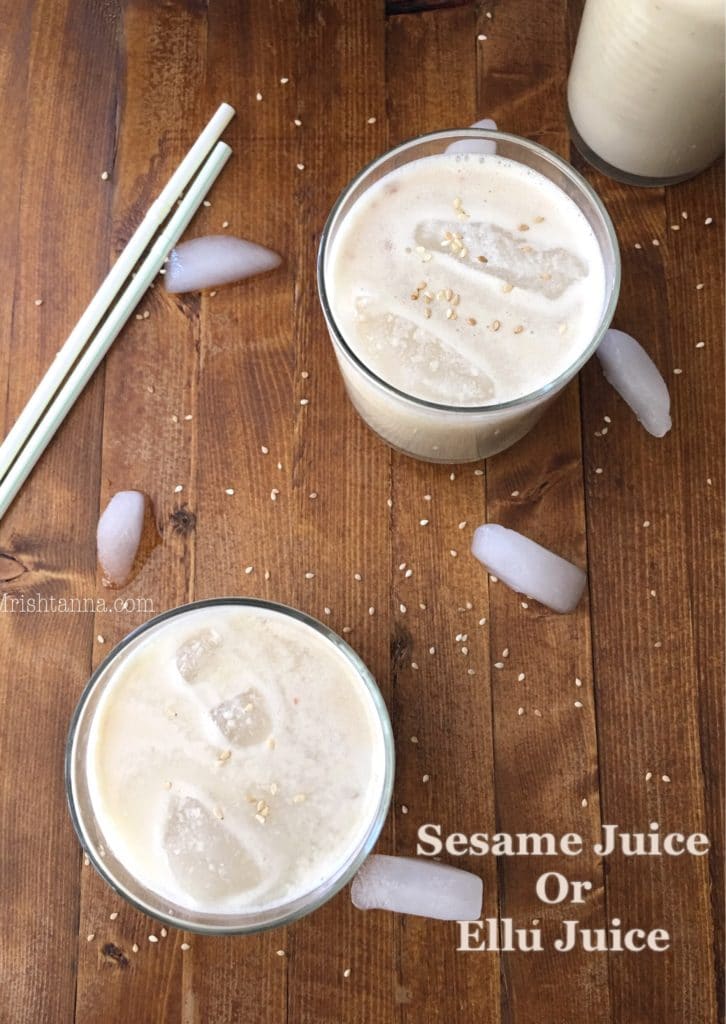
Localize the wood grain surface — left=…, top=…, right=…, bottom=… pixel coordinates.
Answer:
left=0, top=2, right=722, bottom=1023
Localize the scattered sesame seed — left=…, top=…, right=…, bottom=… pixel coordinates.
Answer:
left=517, top=707, right=525, bottom=716
left=218, top=749, right=231, bottom=762
left=696, top=341, right=705, bottom=348
left=203, top=200, right=211, bottom=207
left=494, top=661, right=504, bottom=669
left=367, top=116, right=377, bottom=124
left=652, top=239, right=660, bottom=246
left=603, top=415, right=611, bottom=423
left=401, top=805, right=408, bottom=814
left=180, top=943, right=190, bottom=951
left=474, top=468, right=484, bottom=476
left=209, top=290, right=217, bottom=297
left=109, top=911, right=119, bottom=921
left=574, top=700, right=583, bottom=708
left=419, top=518, right=429, bottom=526
left=399, top=603, right=407, bottom=614
left=296, top=163, right=305, bottom=171
left=477, top=33, right=487, bottom=40
left=645, top=771, right=652, bottom=781
left=276, top=949, right=286, bottom=957
left=681, top=211, right=688, bottom=219
left=160, top=928, right=168, bottom=938
left=634, top=243, right=642, bottom=249
left=581, top=798, right=588, bottom=808
left=324, top=607, right=331, bottom=616
left=87, top=934, right=95, bottom=942
left=304, top=571, right=315, bottom=579
left=148, top=935, right=159, bottom=943
left=696, top=283, right=704, bottom=290
left=300, top=398, right=309, bottom=406
left=404, top=568, right=413, bottom=578
left=513, top=324, right=524, bottom=334
left=342, top=626, right=352, bottom=634
left=643, top=520, right=651, bottom=528
left=280, top=77, right=289, bottom=84
left=261, top=445, right=269, bottom=454
left=501, top=283, right=513, bottom=293
left=705, top=217, right=713, bottom=225
left=343, top=967, right=352, bottom=978
left=225, top=488, right=235, bottom=496
left=174, top=484, right=183, bottom=493
left=255, top=92, right=263, bottom=101
left=293, top=118, right=302, bottom=126
left=458, top=521, right=467, bottom=529
left=255, top=813, right=266, bottom=825
left=662, top=774, right=671, bottom=783
left=654, top=640, right=662, bottom=648
left=670, top=224, right=680, bottom=231
left=595, top=467, right=603, bottom=475
left=490, top=575, right=498, bottom=583
left=521, top=602, right=528, bottom=609
left=245, top=565, right=254, bottom=575
left=533, top=709, right=542, bottom=718
left=354, top=572, right=362, bottom=581
left=411, top=662, right=419, bottom=670
left=575, top=677, right=582, bottom=687
left=518, top=672, right=525, bottom=682
left=34, top=298, right=43, bottom=306
left=368, top=607, right=375, bottom=616
left=270, top=488, right=279, bottom=501
left=97, top=635, right=105, bottom=644
left=132, top=943, right=139, bottom=953
left=449, top=549, right=458, bottom=557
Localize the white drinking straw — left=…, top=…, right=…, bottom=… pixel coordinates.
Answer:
left=0, top=141, right=232, bottom=523
left=0, top=102, right=235, bottom=488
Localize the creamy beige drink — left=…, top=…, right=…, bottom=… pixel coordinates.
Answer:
left=81, top=603, right=389, bottom=918
left=568, top=0, right=725, bottom=183
left=320, top=137, right=615, bottom=462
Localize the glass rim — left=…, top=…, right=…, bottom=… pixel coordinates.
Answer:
left=317, top=128, right=622, bottom=414
left=65, top=597, right=395, bottom=936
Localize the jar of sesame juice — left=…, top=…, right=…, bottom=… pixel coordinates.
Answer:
left=568, top=0, right=725, bottom=186
left=66, top=599, right=394, bottom=934
left=318, top=130, right=620, bottom=463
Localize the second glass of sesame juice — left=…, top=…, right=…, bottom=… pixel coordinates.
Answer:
left=66, top=599, right=394, bottom=934
left=318, top=130, right=620, bottom=463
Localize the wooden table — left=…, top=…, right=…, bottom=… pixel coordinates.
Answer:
left=0, top=2, right=722, bottom=1022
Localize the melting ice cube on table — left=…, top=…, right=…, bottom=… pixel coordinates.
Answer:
left=164, top=796, right=262, bottom=903
left=351, top=854, right=483, bottom=921
left=472, top=524, right=587, bottom=614
left=446, top=118, right=498, bottom=156
left=596, top=328, right=671, bottom=437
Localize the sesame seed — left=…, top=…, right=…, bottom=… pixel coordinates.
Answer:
left=304, top=571, right=315, bottom=579
left=132, top=943, right=139, bottom=953
left=474, top=468, right=484, bottom=476
left=86, top=934, right=95, bottom=942
left=645, top=771, right=653, bottom=781
left=575, top=677, right=582, bottom=687
left=513, top=325, right=524, bottom=334
left=309, top=491, right=318, bottom=499
left=533, top=709, right=542, bottom=718
left=574, top=700, right=583, bottom=708
left=255, top=813, right=266, bottom=824
left=662, top=774, right=671, bottom=783
left=581, top=798, right=588, bottom=808
left=518, top=223, right=530, bottom=232
left=450, top=549, right=458, bottom=557
left=696, top=283, right=704, bottom=290
left=411, top=662, right=419, bottom=670
left=180, top=943, right=190, bottom=951
left=300, top=398, right=309, bottom=406
left=296, top=163, right=305, bottom=171
left=595, top=467, right=603, bottom=475
left=521, top=602, right=528, bottom=609
left=654, top=640, right=662, bottom=648
left=491, top=319, right=501, bottom=331
left=652, top=239, right=660, bottom=246
left=458, top=521, right=467, bottom=529
left=203, top=200, right=211, bottom=207
left=518, top=672, right=525, bottom=681
left=368, top=607, right=375, bottom=616
left=218, top=749, right=232, bottom=762
left=280, top=77, right=289, bottom=84
left=681, top=211, right=688, bottom=219
left=501, top=283, right=513, bottom=293
left=225, top=488, right=235, bottom=495
left=261, top=445, right=269, bottom=454
left=705, top=217, right=713, bottom=225
left=276, top=949, right=286, bottom=957
left=293, top=118, right=302, bottom=126
left=342, top=626, right=352, bottom=634
left=324, top=607, right=331, bottom=615
left=422, top=774, right=430, bottom=783
left=245, top=566, right=254, bottom=575
left=490, top=575, right=498, bottom=583
left=404, top=568, right=413, bottom=578
left=494, top=661, right=504, bottom=669
left=502, top=648, right=509, bottom=658
left=399, top=603, right=407, bottom=614
left=517, top=707, right=525, bottom=716
left=96, top=635, right=105, bottom=644
left=367, top=116, right=377, bottom=124
left=401, top=805, right=408, bottom=814
left=643, top=520, right=651, bottom=527
left=354, top=572, right=362, bottom=581
left=343, top=967, right=352, bottom=978
left=477, top=33, right=487, bottom=40
left=419, top=519, right=429, bottom=526
left=301, top=370, right=310, bottom=379
left=160, top=928, right=168, bottom=938
left=222, top=220, right=229, bottom=229
left=270, top=488, right=279, bottom=501
left=670, top=224, right=680, bottom=231
left=34, top=298, right=43, bottom=306
left=634, top=243, right=642, bottom=249
left=255, top=92, right=263, bottom=101
left=696, top=341, right=705, bottom=348
left=174, top=484, right=183, bottom=493
left=148, top=935, right=159, bottom=943
left=109, top=911, right=119, bottom=920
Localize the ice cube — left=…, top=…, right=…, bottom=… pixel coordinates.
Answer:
left=414, top=220, right=587, bottom=299
left=210, top=687, right=272, bottom=747
left=96, top=490, right=146, bottom=587
left=596, top=328, right=671, bottom=437
left=471, top=523, right=586, bottom=613
left=354, top=301, right=495, bottom=405
left=351, top=854, right=483, bottom=921
left=176, top=629, right=222, bottom=682
left=164, top=795, right=262, bottom=902
left=446, top=118, right=498, bottom=155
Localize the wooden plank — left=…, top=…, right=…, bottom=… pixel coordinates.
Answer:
left=479, top=4, right=611, bottom=1021
left=74, top=1, right=211, bottom=1020
left=573, top=121, right=721, bottom=1024
left=385, top=8, right=501, bottom=1023
left=0, top=1, right=119, bottom=1022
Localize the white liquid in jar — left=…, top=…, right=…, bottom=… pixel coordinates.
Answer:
left=86, top=605, right=387, bottom=914
left=568, top=0, right=725, bottom=181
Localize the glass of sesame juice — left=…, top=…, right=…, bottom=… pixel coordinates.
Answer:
left=318, top=129, right=620, bottom=463
left=66, top=599, right=394, bottom=934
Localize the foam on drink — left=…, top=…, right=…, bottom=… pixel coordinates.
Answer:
left=326, top=151, right=606, bottom=407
